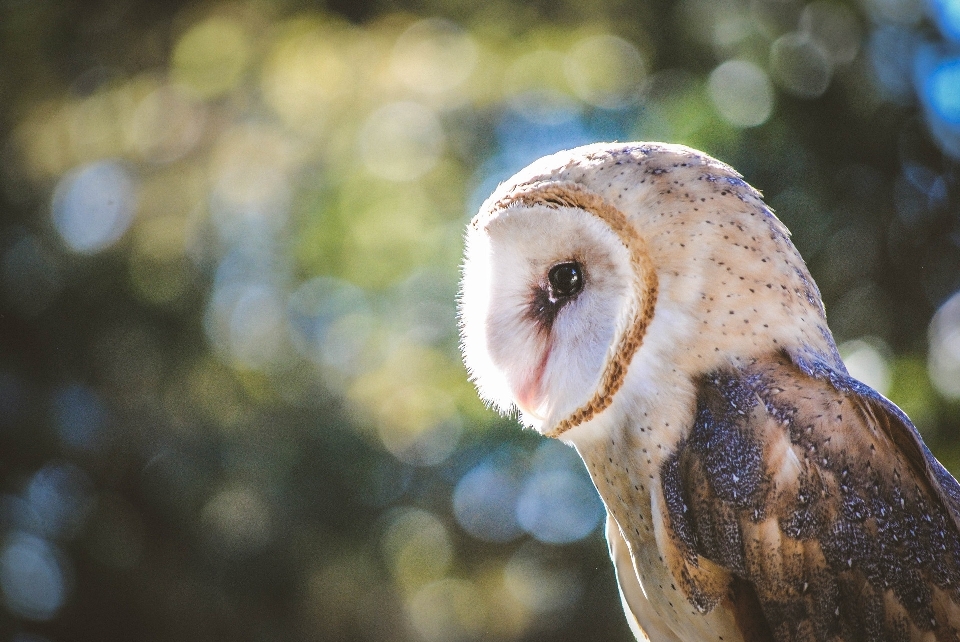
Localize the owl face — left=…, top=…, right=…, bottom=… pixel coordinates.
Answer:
left=461, top=200, right=639, bottom=431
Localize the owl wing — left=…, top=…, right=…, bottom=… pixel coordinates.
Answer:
left=661, top=351, right=960, bottom=641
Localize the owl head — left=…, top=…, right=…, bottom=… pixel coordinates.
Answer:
left=459, top=142, right=841, bottom=440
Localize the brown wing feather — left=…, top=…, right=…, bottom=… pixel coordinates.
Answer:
left=661, top=352, right=960, bottom=642
left=729, top=575, right=777, bottom=642
left=791, top=351, right=960, bottom=535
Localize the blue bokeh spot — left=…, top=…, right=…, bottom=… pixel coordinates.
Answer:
left=926, top=58, right=960, bottom=125
left=932, top=0, right=960, bottom=42
left=51, top=384, right=106, bottom=452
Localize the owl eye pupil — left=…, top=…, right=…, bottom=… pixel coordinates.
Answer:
left=548, top=262, right=584, bottom=299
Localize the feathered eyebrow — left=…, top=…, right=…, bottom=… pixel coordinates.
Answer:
left=472, top=180, right=596, bottom=231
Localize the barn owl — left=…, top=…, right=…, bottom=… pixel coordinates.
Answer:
left=458, top=142, right=960, bottom=641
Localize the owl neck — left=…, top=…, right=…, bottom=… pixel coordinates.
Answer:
left=568, top=360, right=695, bottom=571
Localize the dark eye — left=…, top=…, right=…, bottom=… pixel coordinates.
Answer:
left=547, top=261, right=584, bottom=299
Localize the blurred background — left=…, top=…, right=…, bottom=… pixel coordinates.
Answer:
left=0, top=0, right=959, bottom=639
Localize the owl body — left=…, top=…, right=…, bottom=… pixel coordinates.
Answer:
left=460, top=143, right=960, bottom=641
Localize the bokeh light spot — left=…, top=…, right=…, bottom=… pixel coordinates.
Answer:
left=288, top=277, right=373, bottom=376
left=889, top=357, right=938, bottom=434
left=504, top=50, right=581, bottom=124
left=516, top=462, right=603, bottom=544
left=206, top=276, right=290, bottom=373
left=770, top=33, right=832, bottom=99
left=564, top=34, right=646, bottom=109
left=227, top=284, right=288, bottom=371
left=407, top=578, right=486, bottom=642
left=129, top=84, right=206, bottom=163
left=209, top=125, right=295, bottom=244
left=51, top=160, right=137, bottom=254
left=339, top=187, right=443, bottom=288
left=504, top=544, right=581, bottom=613
left=929, top=289, right=960, bottom=399
left=925, top=58, right=960, bottom=125
left=200, top=485, right=272, bottom=556
left=358, top=102, right=444, bottom=181
left=932, top=0, right=960, bottom=41
left=0, top=533, right=69, bottom=621
left=25, top=462, right=94, bottom=540
left=708, top=60, right=774, bottom=128
left=129, top=214, right=195, bottom=306
left=391, top=19, right=479, bottom=97
left=66, top=87, right=137, bottom=165
left=172, top=16, right=252, bottom=99
left=260, top=18, right=358, bottom=137
left=712, top=12, right=753, bottom=49
left=868, top=25, right=918, bottom=102
left=377, top=409, right=463, bottom=468
left=839, top=338, right=891, bottom=395
left=51, top=384, right=106, bottom=452
left=514, top=442, right=604, bottom=545
left=350, top=343, right=464, bottom=466
left=381, top=507, right=452, bottom=591
left=799, top=1, right=861, bottom=65
left=453, top=459, right=522, bottom=542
